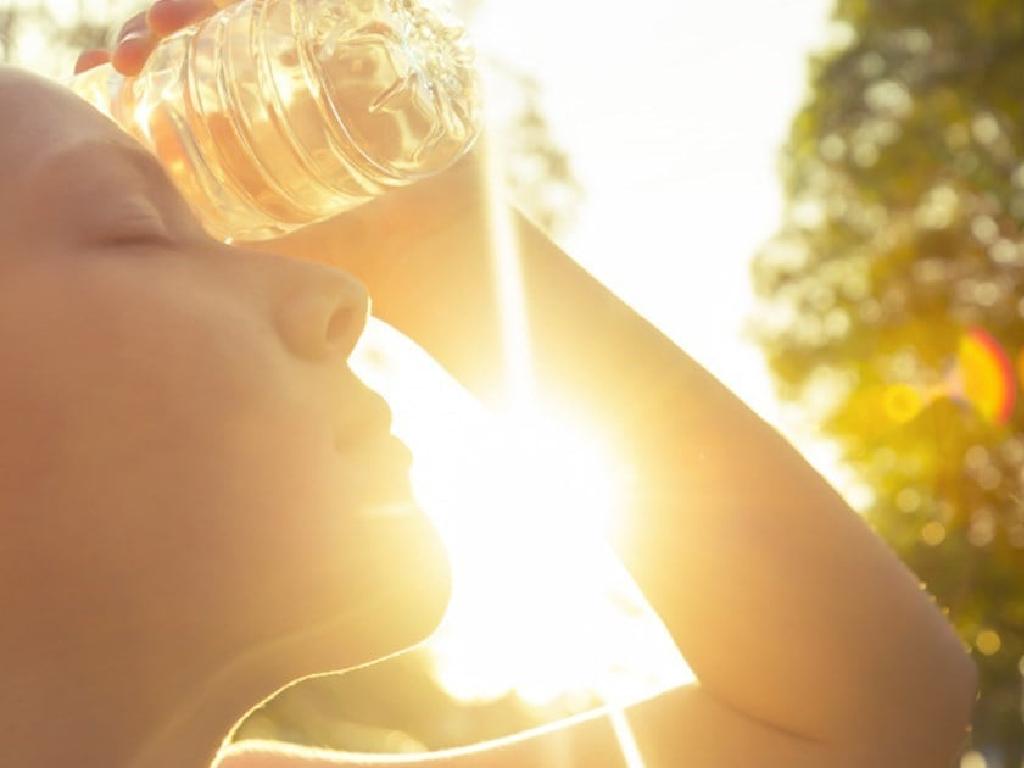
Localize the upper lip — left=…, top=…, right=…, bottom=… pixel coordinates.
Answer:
left=334, top=388, right=395, bottom=452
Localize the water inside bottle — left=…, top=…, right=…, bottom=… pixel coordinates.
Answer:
left=72, top=0, right=479, bottom=242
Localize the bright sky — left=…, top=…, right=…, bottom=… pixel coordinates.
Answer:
left=468, top=0, right=871, bottom=502
left=24, top=0, right=874, bottom=719
left=27, top=0, right=834, bottom=429
left=27, top=0, right=836, bottom=437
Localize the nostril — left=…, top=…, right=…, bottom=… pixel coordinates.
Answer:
left=275, top=272, right=369, bottom=362
left=325, top=303, right=355, bottom=348
left=277, top=294, right=358, bottom=361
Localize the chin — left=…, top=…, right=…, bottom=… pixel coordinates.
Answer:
left=268, top=499, right=451, bottom=681
left=327, top=444, right=452, bottom=655
left=203, top=522, right=449, bottom=732
left=349, top=498, right=453, bottom=656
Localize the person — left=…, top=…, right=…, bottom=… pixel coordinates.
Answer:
left=0, top=2, right=976, bottom=765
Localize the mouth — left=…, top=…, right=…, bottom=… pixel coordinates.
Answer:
left=336, top=428, right=413, bottom=468
left=335, top=425, right=417, bottom=512
left=333, top=388, right=395, bottom=452
left=330, top=384, right=419, bottom=510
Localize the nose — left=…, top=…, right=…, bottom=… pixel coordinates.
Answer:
left=273, top=262, right=370, bottom=363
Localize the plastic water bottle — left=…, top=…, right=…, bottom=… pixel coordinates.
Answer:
left=70, top=0, right=480, bottom=242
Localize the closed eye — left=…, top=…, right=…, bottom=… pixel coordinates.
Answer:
left=25, top=139, right=180, bottom=250
left=90, top=197, right=174, bottom=248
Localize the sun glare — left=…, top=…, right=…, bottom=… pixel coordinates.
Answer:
left=347, top=63, right=690, bottom=760
left=353, top=321, right=690, bottom=712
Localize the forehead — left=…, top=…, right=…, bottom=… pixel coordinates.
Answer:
left=0, top=65, right=136, bottom=193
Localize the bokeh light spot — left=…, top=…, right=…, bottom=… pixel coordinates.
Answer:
left=921, top=521, right=947, bottom=547
left=976, top=628, right=1002, bottom=656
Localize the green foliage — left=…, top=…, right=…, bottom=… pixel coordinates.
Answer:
left=751, top=0, right=1024, bottom=757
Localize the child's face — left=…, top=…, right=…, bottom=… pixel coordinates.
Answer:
left=0, top=66, right=449, bottom=717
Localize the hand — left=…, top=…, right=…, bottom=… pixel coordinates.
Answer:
left=73, top=0, right=489, bottom=306
left=74, top=0, right=228, bottom=77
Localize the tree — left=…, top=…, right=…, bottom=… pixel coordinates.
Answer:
left=750, top=0, right=1024, bottom=759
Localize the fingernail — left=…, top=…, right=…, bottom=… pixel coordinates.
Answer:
left=73, top=50, right=109, bottom=74
left=119, top=31, right=150, bottom=47
left=116, top=13, right=148, bottom=44
left=111, top=31, right=155, bottom=75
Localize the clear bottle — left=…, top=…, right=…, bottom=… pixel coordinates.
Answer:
left=70, top=0, right=480, bottom=242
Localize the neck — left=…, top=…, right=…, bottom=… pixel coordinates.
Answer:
left=0, top=621, right=256, bottom=768
left=0, top=552, right=284, bottom=768
left=0, top=490, right=277, bottom=768
left=0, top=589, right=392, bottom=768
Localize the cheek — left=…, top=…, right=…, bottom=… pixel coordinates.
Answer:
left=0, top=259, right=342, bottom=613
left=15, top=273, right=318, bottom=495
left=0, top=256, right=445, bottom=661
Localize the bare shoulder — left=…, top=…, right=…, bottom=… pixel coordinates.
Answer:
left=214, top=683, right=896, bottom=768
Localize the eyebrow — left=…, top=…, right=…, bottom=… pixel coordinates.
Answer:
left=26, top=137, right=174, bottom=197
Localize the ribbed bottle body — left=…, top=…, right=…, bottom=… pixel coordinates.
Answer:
left=71, top=0, right=479, bottom=241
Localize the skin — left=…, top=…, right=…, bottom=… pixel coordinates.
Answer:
left=0, top=68, right=450, bottom=768
left=0, top=6, right=978, bottom=766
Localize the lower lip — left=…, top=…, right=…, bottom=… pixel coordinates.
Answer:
left=359, top=498, right=423, bottom=520
left=336, top=422, right=408, bottom=454
left=336, top=432, right=416, bottom=502
left=353, top=432, right=412, bottom=467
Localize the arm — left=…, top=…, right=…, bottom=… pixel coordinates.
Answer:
left=85, top=13, right=977, bottom=759
left=260, top=152, right=978, bottom=766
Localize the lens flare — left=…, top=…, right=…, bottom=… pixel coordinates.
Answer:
left=958, top=327, right=1015, bottom=425
left=883, top=382, right=924, bottom=424
left=884, top=327, right=1016, bottom=427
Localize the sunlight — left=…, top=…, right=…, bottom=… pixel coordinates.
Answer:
left=273, top=70, right=297, bottom=107
left=609, top=709, right=646, bottom=768
left=353, top=321, right=691, bottom=712
left=477, top=67, right=533, bottom=408
left=347, top=61, right=690, bottom=761
left=415, top=405, right=648, bottom=706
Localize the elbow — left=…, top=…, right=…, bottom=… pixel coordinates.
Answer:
left=944, top=649, right=979, bottom=755
left=878, top=646, right=979, bottom=767
left=896, top=603, right=980, bottom=766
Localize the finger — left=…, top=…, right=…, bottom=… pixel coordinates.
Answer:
left=115, top=10, right=149, bottom=45
left=147, top=0, right=221, bottom=38
left=111, top=29, right=157, bottom=76
left=73, top=49, right=111, bottom=75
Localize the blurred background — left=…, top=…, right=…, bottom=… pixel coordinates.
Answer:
left=7, top=0, right=1024, bottom=764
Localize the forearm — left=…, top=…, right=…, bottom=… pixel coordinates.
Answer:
left=271, top=189, right=977, bottom=758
